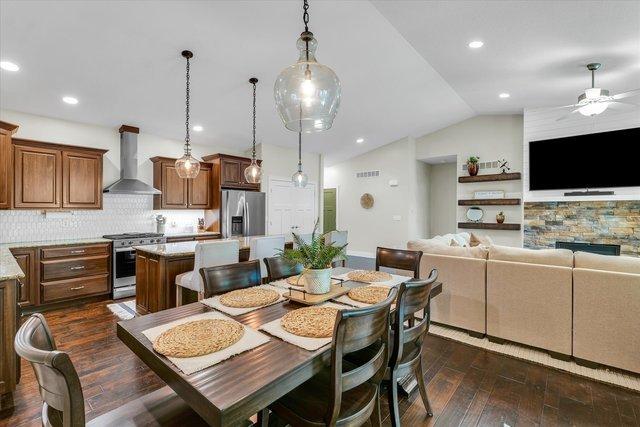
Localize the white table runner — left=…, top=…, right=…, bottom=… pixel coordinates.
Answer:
left=142, top=311, right=270, bottom=375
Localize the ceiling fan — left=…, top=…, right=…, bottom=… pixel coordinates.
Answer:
left=555, top=63, right=640, bottom=121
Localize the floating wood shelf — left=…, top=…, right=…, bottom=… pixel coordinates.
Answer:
left=458, top=222, right=521, bottom=231
left=458, top=172, right=521, bottom=183
left=458, top=198, right=521, bottom=206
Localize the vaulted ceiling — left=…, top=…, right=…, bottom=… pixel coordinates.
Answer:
left=1, top=1, right=638, bottom=165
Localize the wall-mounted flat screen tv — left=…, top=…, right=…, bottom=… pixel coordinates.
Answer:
left=528, top=127, right=640, bottom=191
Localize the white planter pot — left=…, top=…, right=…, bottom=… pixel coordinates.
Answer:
left=302, top=267, right=333, bottom=295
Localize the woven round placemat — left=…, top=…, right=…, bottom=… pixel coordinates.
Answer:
left=281, top=307, right=338, bottom=338
left=153, top=319, right=244, bottom=358
left=286, top=275, right=306, bottom=286
left=347, top=270, right=393, bottom=283
left=348, top=286, right=391, bottom=305
left=219, top=288, right=280, bottom=308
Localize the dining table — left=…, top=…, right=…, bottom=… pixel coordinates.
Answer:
left=116, top=267, right=443, bottom=426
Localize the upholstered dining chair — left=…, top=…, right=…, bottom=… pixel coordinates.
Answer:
left=14, top=313, right=208, bottom=427
left=376, top=247, right=423, bottom=279
left=325, top=230, right=348, bottom=267
left=263, top=256, right=303, bottom=282
left=261, top=288, right=398, bottom=427
left=175, top=240, right=239, bottom=305
left=249, top=235, right=285, bottom=280
left=200, top=259, right=262, bottom=298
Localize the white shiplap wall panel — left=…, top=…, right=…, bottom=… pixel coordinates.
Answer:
left=523, top=107, right=640, bottom=202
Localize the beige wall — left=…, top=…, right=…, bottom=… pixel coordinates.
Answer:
left=428, top=162, right=457, bottom=237
left=416, top=115, right=524, bottom=246
left=0, top=109, right=243, bottom=188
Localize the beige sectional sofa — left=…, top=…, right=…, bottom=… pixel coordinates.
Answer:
left=408, top=236, right=640, bottom=374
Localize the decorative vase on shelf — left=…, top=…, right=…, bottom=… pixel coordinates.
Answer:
left=496, top=211, right=505, bottom=224
left=302, top=267, right=333, bottom=295
left=466, top=156, right=480, bottom=176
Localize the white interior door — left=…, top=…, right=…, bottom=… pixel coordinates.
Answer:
left=268, top=178, right=317, bottom=239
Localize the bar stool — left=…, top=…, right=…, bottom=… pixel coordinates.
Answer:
left=248, top=235, right=285, bottom=281
left=175, top=240, right=239, bottom=305
left=325, top=230, right=348, bottom=267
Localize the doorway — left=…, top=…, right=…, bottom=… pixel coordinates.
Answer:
left=323, top=188, right=337, bottom=233
left=426, top=157, right=457, bottom=237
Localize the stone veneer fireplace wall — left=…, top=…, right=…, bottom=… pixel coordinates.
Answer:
left=523, top=201, right=640, bottom=257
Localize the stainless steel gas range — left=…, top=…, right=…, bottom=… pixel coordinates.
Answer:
left=102, top=232, right=166, bottom=299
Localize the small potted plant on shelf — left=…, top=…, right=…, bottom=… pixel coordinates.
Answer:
left=467, top=156, right=480, bottom=176
left=279, top=220, right=347, bottom=295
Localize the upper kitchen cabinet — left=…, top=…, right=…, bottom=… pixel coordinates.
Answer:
left=12, top=139, right=107, bottom=210
left=202, top=153, right=262, bottom=191
left=0, top=121, right=19, bottom=209
left=151, top=157, right=212, bottom=209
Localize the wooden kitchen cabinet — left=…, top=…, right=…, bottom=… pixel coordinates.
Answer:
left=202, top=153, right=261, bottom=191
left=0, top=121, right=18, bottom=210
left=12, top=139, right=106, bottom=210
left=0, top=278, right=18, bottom=397
left=9, top=247, right=38, bottom=308
left=151, top=157, right=212, bottom=209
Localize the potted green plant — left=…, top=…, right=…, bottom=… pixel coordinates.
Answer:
left=279, top=221, right=347, bottom=294
left=466, top=156, right=480, bottom=176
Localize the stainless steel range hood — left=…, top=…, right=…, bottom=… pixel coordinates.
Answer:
left=103, top=125, right=161, bottom=195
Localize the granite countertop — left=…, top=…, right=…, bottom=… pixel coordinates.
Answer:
left=164, top=231, right=221, bottom=238
left=0, top=237, right=112, bottom=281
left=133, top=235, right=271, bottom=257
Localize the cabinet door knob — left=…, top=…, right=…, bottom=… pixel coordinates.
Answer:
left=69, top=286, right=85, bottom=291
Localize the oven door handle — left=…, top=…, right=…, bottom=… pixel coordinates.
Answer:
left=115, top=247, right=136, bottom=253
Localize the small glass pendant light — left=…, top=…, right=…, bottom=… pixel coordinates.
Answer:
left=274, top=0, right=341, bottom=133
left=292, top=131, right=308, bottom=188
left=175, top=50, right=201, bottom=179
left=244, top=77, right=262, bottom=184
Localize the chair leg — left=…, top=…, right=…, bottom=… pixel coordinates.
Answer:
left=257, top=408, right=269, bottom=427
left=370, top=387, right=382, bottom=427
left=175, top=285, right=183, bottom=307
left=414, top=361, right=433, bottom=417
left=387, top=372, right=401, bottom=427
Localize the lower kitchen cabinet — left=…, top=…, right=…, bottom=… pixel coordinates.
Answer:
left=0, top=278, right=18, bottom=397
left=9, top=247, right=38, bottom=308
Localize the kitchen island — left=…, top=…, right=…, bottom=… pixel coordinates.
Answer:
left=133, top=236, right=292, bottom=314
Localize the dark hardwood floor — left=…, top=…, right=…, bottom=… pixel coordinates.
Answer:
left=1, top=299, right=639, bottom=427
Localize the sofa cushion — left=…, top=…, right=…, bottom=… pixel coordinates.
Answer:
left=574, top=251, right=640, bottom=274
left=469, top=233, right=493, bottom=247
left=488, top=245, right=573, bottom=267
left=408, top=239, right=488, bottom=259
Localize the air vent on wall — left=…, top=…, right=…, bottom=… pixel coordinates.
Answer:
left=356, top=170, right=380, bottom=178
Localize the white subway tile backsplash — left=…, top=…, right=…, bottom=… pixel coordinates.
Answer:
left=0, top=194, right=204, bottom=243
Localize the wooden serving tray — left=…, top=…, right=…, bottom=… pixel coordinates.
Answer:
left=283, top=282, right=350, bottom=305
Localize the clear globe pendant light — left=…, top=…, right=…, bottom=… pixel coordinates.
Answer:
left=292, top=131, right=308, bottom=188
left=244, top=77, right=262, bottom=184
left=175, top=50, right=201, bottom=179
left=274, top=0, right=341, bottom=133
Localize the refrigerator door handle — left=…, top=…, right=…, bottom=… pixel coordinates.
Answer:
left=244, top=201, right=250, bottom=236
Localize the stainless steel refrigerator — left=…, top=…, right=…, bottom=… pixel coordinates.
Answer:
left=221, top=190, right=266, bottom=238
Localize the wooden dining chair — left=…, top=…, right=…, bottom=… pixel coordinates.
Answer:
left=387, top=269, right=438, bottom=426
left=375, top=247, right=423, bottom=279
left=199, top=259, right=262, bottom=298
left=14, top=313, right=208, bottom=427
left=263, top=256, right=303, bottom=282
left=261, top=288, right=398, bottom=427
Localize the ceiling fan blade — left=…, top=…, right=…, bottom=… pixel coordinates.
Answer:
left=555, top=108, right=581, bottom=121
left=612, top=88, right=640, bottom=100
left=607, top=101, right=639, bottom=110
left=547, top=104, right=579, bottom=111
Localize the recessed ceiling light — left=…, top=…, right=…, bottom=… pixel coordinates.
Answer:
left=468, top=41, right=484, bottom=49
left=356, top=138, right=364, bottom=143
left=499, top=93, right=510, bottom=99
left=62, top=96, right=79, bottom=105
left=193, top=125, right=203, bottom=132
left=0, top=61, right=20, bottom=72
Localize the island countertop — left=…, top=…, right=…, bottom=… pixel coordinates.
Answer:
left=132, top=235, right=286, bottom=258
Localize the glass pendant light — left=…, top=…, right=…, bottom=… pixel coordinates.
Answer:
left=292, top=131, right=308, bottom=188
left=274, top=0, right=341, bottom=133
left=175, top=50, right=201, bottom=179
left=244, top=77, right=262, bottom=184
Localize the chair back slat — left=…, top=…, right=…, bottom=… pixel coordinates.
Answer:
left=375, top=247, right=423, bottom=279
left=325, top=288, right=397, bottom=424
left=263, top=256, right=303, bottom=282
left=14, top=313, right=86, bottom=427
left=389, top=269, right=438, bottom=369
left=200, top=260, right=262, bottom=298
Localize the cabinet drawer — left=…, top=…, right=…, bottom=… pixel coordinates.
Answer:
left=41, top=274, right=109, bottom=303
left=41, top=243, right=110, bottom=259
left=41, top=255, right=109, bottom=281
